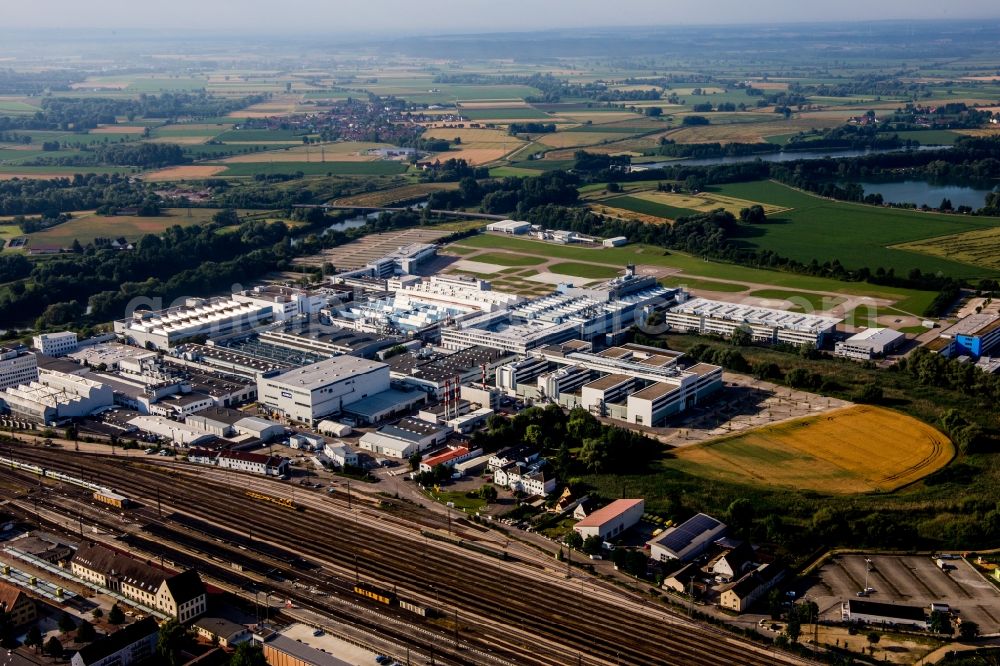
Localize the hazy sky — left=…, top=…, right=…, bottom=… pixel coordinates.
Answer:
left=8, top=0, right=1000, bottom=33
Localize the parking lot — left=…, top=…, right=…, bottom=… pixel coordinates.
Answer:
left=804, top=554, right=1000, bottom=633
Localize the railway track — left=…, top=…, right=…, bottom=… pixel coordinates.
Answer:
left=7, top=446, right=814, bottom=666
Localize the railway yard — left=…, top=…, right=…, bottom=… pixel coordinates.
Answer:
left=0, top=442, right=812, bottom=666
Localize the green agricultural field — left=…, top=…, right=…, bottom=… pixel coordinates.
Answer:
left=182, top=143, right=299, bottom=158
left=452, top=233, right=937, bottom=307
left=126, top=77, right=207, bottom=92
left=2, top=130, right=143, bottom=146
left=460, top=107, right=552, bottom=120
left=714, top=181, right=1000, bottom=279
left=883, top=130, right=963, bottom=145
left=214, top=129, right=312, bottom=142
left=468, top=252, right=544, bottom=267
left=149, top=126, right=230, bottom=138
left=0, top=165, right=134, bottom=177
left=214, top=161, right=408, bottom=177
left=549, top=262, right=621, bottom=279
left=0, top=100, right=41, bottom=114
left=603, top=195, right=698, bottom=220
left=508, top=160, right=576, bottom=171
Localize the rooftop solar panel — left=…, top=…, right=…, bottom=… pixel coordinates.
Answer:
left=654, top=513, right=722, bottom=553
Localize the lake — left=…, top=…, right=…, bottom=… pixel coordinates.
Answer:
left=855, top=180, right=998, bottom=210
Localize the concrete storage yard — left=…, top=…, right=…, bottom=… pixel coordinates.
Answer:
left=806, top=554, right=1000, bottom=632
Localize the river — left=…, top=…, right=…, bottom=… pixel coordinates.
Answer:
left=641, top=145, right=945, bottom=169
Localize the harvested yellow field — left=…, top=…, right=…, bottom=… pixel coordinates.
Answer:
left=143, top=165, right=228, bottom=181
left=956, top=127, right=1000, bottom=138
left=91, top=125, right=148, bottom=134
left=434, top=146, right=518, bottom=165
left=631, top=190, right=791, bottom=216
left=220, top=142, right=388, bottom=163
left=536, top=132, right=633, bottom=148
left=587, top=204, right=671, bottom=226
left=671, top=406, right=953, bottom=494
left=892, top=227, right=1000, bottom=271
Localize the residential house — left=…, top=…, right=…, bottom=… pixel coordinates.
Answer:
left=719, top=563, right=786, bottom=613
left=0, top=580, right=37, bottom=627
left=71, top=617, right=159, bottom=666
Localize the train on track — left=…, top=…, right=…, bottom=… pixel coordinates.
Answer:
left=352, top=582, right=435, bottom=618
left=1, top=455, right=131, bottom=508
left=245, top=489, right=303, bottom=511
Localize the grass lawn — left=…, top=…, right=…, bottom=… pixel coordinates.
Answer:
left=214, top=161, right=408, bottom=177
left=450, top=234, right=936, bottom=307
left=548, top=262, right=621, bottom=279
left=714, top=181, right=1000, bottom=279
left=429, top=489, right=487, bottom=513
left=468, top=252, right=544, bottom=267
left=749, top=289, right=846, bottom=312
left=660, top=277, right=748, bottom=293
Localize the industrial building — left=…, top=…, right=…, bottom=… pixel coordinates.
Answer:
left=834, top=327, right=906, bottom=360
left=506, top=343, right=722, bottom=427
left=486, top=219, right=531, bottom=234
left=667, top=298, right=841, bottom=347
left=259, top=327, right=398, bottom=360
left=841, top=599, right=927, bottom=629
left=573, top=498, right=645, bottom=541
left=359, top=417, right=452, bottom=458
left=232, top=285, right=334, bottom=321
left=114, top=297, right=274, bottom=350
left=127, top=415, right=216, bottom=446
left=602, top=236, right=628, bottom=247
left=185, top=406, right=245, bottom=437
left=442, top=281, right=682, bottom=355
left=33, top=331, right=79, bottom=357
left=648, top=513, right=728, bottom=563
left=0, top=368, right=113, bottom=424
left=323, top=442, right=359, bottom=468
left=0, top=347, right=38, bottom=391
left=257, top=356, right=390, bottom=425
left=940, top=313, right=1000, bottom=359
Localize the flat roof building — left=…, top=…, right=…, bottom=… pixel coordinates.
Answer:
left=33, top=331, right=78, bottom=357
left=0, top=347, right=38, bottom=391
left=486, top=219, right=531, bottom=234
left=359, top=417, right=452, bottom=459
left=574, top=498, right=645, bottom=541
left=835, top=327, right=906, bottom=360
left=941, top=313, right=1000, bottom=358
left=257, top=356, right=390, bottom=425
left=667, top=297, right=841, bottom=347
left=841, top=599, right=927, bottom=629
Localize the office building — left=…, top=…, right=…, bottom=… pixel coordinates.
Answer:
left=33, top=331, right=79, bottom=357
left=940, top=313, right=1000, bottom=358
left=0, top=347, right=38, bottom=391
left=667, top=298, right=841, bottom=347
